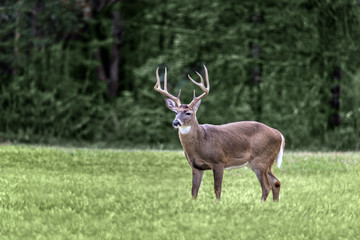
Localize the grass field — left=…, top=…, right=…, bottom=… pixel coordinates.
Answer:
left=1, top=145, right=360, bottom=239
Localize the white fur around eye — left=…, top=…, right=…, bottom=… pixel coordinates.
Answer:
left=179, top=126, right=191, bottom=134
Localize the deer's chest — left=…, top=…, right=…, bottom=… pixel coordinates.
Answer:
left=180, top=133, right=224, bottom=170
left=185, top=152, right=212, bottom=170
left=183, top=145, right=223, bottom=170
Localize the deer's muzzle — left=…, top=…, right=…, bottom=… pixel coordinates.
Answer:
left=172, top=119, right=181, bottom=128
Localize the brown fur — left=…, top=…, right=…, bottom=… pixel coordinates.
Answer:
left=175, top=105, right=284, bottom=202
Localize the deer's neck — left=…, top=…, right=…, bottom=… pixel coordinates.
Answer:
left=178, top=118, right=202, bottom=150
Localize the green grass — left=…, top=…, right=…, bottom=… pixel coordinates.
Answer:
left=1, top=145, right=360, bottom=239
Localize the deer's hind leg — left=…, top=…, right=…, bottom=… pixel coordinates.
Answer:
left=252, top=168, right=271, bottom=202
left=268, top=169, right=281, bottom=201
left=250, top=155, right=275, bottom=203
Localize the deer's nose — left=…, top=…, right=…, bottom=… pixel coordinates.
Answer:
left=173, top=119, right=181, bottom=127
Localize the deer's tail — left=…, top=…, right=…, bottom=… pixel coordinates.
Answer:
left=276, top=134, right=285, bottom=168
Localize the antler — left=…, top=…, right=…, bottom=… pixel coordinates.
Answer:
left=154, top=67, right=181, bottom=107
left=187, top=65, right=210, bottom=108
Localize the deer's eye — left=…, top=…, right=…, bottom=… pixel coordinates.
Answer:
left=185, top=112, right=191, bottom=116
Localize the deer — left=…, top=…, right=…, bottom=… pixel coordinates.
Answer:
left=154, top=65, right=285, bottom=202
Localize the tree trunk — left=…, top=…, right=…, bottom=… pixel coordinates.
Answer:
left=13, top=0, right=22, bottom=75
left=89, top=0, right=123, bottom=96
left=107, top=9, right=124, bottom=97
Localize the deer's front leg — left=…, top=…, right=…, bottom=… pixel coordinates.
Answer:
left=192, top=168, right=204, bottom=199
left=213, top=165, right=224, bottom=200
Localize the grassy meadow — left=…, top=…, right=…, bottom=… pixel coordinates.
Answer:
left=0, top=145, right=359, bottom=239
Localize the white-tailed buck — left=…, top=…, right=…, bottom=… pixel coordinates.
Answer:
left=154, top=65, right=285, bottom=202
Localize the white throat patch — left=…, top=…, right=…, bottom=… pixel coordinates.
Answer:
left=179, top=126, right=191, bottom=135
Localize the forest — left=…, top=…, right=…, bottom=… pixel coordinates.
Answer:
left=1, top=0, right=360, bottom=150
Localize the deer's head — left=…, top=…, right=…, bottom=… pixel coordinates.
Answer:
left=154, top=65, right=210, bottom=133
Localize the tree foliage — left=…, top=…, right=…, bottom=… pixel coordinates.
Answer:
left=0, top=0, right=359, bottom=149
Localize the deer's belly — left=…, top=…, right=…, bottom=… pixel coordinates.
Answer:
left=224, top=154, right=251, bottom=170
left=225, top=161, right=249, bottom=170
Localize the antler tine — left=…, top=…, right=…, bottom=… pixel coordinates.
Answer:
left=154, top=67, right=181, bottom=107
left=203, top=65, right=209, bottom=91
left=164, top=67, right=167, bottom=92
left=188, top=65, right=210, bottom=108
left=155, top=67, right=160, bottom=89
left=187, top=73, right=203, bottom=90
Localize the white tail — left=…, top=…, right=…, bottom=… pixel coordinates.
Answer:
left=276, top=134, right=285, bottom=168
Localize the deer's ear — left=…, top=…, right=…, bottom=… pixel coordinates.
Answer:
left=192, top=99, right=201, bottom=112
left=164, top=98, right=178, bottom=112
